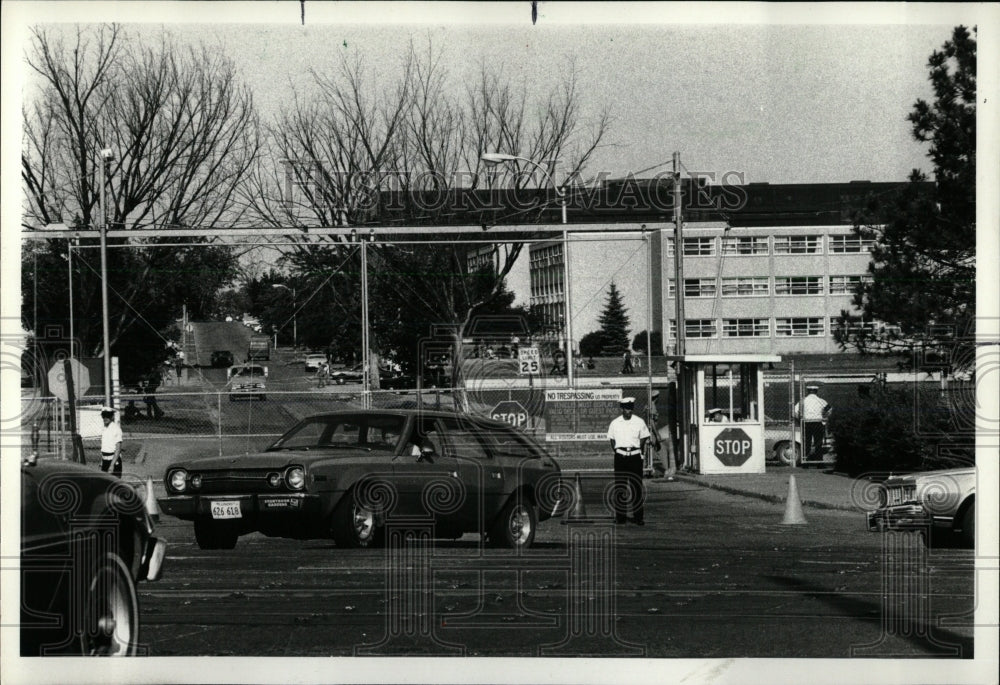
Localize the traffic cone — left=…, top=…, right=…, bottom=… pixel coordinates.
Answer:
left=562, top=473, right=590, bottom=524
left=144, top=476, right=161, bottom=523
left=781, top=474, right=807, bottom=525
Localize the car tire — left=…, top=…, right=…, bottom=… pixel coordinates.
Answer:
left=775, top=440, right=801, bottom=466
left=489, top=495, right=536, bottom=549
left=959, top=503, right=974, bottom=549
left=194, top=518, right=239, bottom=550
left=331, top=489, right=379, bottom=549
left=79, top=552, right=140, bottom=656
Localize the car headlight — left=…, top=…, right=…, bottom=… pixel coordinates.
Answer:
left=267, top=472, right=282, bottom=488
left=169, top=469, right=188, bottom=493
left=285, top=466, right=305, bottom=490
left=190, top=474, right=202, bottom=490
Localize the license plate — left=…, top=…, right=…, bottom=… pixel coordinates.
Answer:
left=211, top=501, right=242, bottom=519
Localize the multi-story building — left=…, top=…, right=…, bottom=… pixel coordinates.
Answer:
left=525, top=180, right=920, bottom=357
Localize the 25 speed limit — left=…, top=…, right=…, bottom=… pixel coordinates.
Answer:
left=518, top=347, right=540, bottom=375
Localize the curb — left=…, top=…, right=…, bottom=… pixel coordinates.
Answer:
left=668, top=473, right=858, bottom=513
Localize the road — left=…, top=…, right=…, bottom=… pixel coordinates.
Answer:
left=139, top=478, right=974, bottom=658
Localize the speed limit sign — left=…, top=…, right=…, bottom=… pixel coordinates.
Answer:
left=518, top=346, right=540, bottom=375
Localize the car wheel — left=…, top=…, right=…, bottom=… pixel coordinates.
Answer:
left=331, top=489, right=379, bottom=548
left=79, top=553, right=140, bottom=656
left=489, top=495, right=536, bottom=549
left=959, top=503, right=974, bottom=549
left=194, top=518, right=239, bottom=550
left=775, top=441, right=801, bottom=466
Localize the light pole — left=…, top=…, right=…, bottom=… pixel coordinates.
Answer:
left=271, top=283, right=297, bottom=349
left=480, top=152, right=573, bottom=383
left=98, top=149, right=114, bottom=407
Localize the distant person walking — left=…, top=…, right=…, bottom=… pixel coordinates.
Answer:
left=99, top=407, right=123, bottom=477
left=620, top=351, right=634, bottom=375
left=607, top=397, right=650, bottom=525
left=317, top=362, right=330, bottom=388
left=794, top=384, right=832, bottom=460
left=648, top=390, right=676, bottom=481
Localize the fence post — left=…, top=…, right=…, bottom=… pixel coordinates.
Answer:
left=218, top=391, right=223, bottom=457
left=788, top=360, right=796, bottom=469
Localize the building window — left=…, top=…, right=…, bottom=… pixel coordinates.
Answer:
left=685, top=319, right=717, bottom=338
left=773, top=235, right=822, bottom=254
left=721, top=236, right=769, bottom=255
left=666, top=238, right=675, bottom=257
left=683, top=237, right=716, bottom=256
left=775, top=317, right=825, bottom=337
left=721, top=277, right=769, bottom=297
left=666, top=279, right=676, bottom=297
left=829, top=275, right=871, bottom=295
left=684, top=278, right=717, bottom=297
left=775, top=276, right=823, bottom=295
left=722, top=318, right=770, bottom=337
left=829, top=235, right=875, bottom=253
left=666, top=320, right=677, bottom=340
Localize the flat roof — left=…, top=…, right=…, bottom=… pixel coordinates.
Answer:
left=666, top=354, right=782, bottom=364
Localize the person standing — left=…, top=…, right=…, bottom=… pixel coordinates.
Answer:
left=794, top=383, right=832, bottom=461
left=607, top=397, right=650, bottom=525
left=648, top=390, right=677, bottom=481
left=99, top=407, right=123, bottom=477
left=620, top=350, right=634, bottom=374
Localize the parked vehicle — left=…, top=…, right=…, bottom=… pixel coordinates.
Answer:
left=20, top=456, right=166, bottom=656
left=210, top=350, right=235, bottom=368
left=330, top=363, right=364, bottom=385
left=304, top=353, right=328, bottom=371
left=763, top=417, right=832, bottom=466
left=158, top=409, right=566, bottom=550
left=866, top=467, right=975, bottom=548
left=247, top=335, right=271, bottom=361
left=228, top=363, right=268, bottom=401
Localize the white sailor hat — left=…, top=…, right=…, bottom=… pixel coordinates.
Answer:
left=100, top=406, right=115, bottom=416
left=651, top=390, right=660, bottom=399
left=620, top=397, right=636, bottom=406
left=806, top=384, right=820, bottom=391
left=707, top=407, right=724, bottom=415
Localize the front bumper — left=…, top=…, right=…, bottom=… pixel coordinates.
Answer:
left=158, top=492, right=323, bottom=520
left=139, top=536, right=167, bottom=581
left=866, top=504, right=930, bottom=532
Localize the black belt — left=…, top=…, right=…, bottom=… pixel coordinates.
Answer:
left=101, top=452, right=117, bottom=457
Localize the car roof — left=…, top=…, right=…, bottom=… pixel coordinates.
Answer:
left=303, top=408, right=512, bottom=429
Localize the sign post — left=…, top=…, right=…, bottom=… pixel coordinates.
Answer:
left=48, top=360, right=90, bottom=464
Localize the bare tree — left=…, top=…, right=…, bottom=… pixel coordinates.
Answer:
left=22, top=25, right=259, bottom=367
left=250, top=40, right=612, bottom=402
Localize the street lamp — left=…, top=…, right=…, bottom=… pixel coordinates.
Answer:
left=271, top=283, right=297, bottom=349
left=99, top=149, right=114, bottom=407
left=481, top=152, right=573, bottom=383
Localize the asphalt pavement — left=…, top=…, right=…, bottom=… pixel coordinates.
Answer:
left=668, top=467, right=868, bottom=513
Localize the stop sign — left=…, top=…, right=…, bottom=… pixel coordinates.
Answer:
left=714, top=427, right=752, bottom=466
left=491, top=400, right=529, bottom=429
left=48, top=359, right=90, bottom=401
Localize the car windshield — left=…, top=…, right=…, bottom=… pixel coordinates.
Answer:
left=235, top=368, right=262, bottom=378
left=267, top=414, right=407, bottom=452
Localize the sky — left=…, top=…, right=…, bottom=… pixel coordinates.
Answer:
left=5, top=5, right=967, bottom=337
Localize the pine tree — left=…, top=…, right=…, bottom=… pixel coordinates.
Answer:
left=597, top=281, right=631, bottom=356
left=836, top=26, right=976, bottom=375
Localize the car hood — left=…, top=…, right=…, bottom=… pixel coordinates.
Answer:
left=170, top=448, right=376, bottom=471
left=885, top=466, right=975, bottom=484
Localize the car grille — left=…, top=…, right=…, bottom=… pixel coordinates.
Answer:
left=885, top=484, right=917, bottom=506
left=194, top=469, right=286, bottom=494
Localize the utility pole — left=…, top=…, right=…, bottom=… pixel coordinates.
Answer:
left=99, top=150, right=114, bottom=408
left=672, top=152, right=685, bottom=356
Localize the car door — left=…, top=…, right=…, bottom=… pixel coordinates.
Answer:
left=437, top=417, right=505, bottom=533
left=391, top=416, right=461, bottom=523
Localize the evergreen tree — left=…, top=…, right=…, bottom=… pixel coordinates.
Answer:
left=836, top=26, right=976, bottom=375
left=597, top=281, right=631, bottom=356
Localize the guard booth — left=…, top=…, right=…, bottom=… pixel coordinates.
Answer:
left=667, top=354, right=781, bottom=475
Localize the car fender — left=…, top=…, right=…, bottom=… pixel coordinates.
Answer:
left=489, top=483, right=536, bottom=530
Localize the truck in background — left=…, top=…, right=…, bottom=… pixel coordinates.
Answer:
left=247, top=335, right=271, bottom=361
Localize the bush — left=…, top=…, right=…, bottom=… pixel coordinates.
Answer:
left=830, top=383, right=974, bottom=476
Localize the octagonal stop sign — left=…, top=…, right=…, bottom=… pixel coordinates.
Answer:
left=491, top=400, right=529, bottom=429
left=714, top=427, right=752, bottom=466
left=48, top=359, right=90, bottom=402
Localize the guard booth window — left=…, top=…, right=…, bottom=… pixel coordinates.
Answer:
left=701, top=363, right=760, bottom=424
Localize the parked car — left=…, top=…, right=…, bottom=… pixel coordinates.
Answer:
left=866, top=467, right=976, bottom=548
left=304, top=353, right=328, bottom=372
left=20, top=455, right=166, bottom=656
left=763, top=417, right=832, bottom=466
left=158, top=409, right=566, bottom=550
left=330, top=363, right=364, bottom=385
left=247, top=335, right=270, bottom=361
left=228, top=363, right=268, bottom=401
left=210, top=349, right=235, bottom=368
